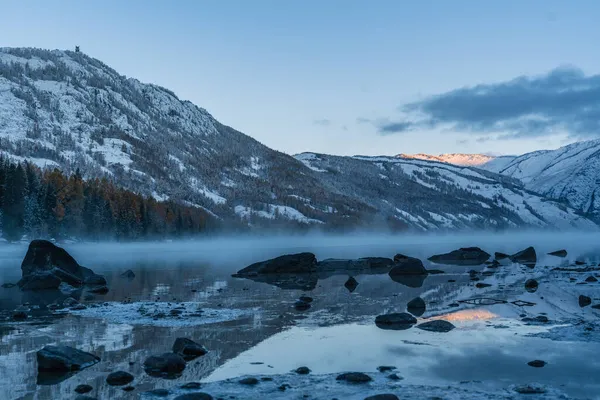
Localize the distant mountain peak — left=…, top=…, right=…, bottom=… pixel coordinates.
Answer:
left=396, top=153, right=496, bottom=166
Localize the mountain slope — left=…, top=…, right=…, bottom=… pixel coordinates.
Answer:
left=295, top=153, right=596, bottom=230
left=398, top=153, right=496, bottom=166
left=0, top=47, right=596, bottom=231
left=480, top=140, right=600, bottom=220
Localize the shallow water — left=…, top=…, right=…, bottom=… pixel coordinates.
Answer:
left=1, top=232, right=600, bottom=399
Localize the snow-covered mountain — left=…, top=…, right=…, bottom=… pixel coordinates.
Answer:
left=398, top=153, right=496, bottom=166
left=0, top=47, right=596, bottom=231
left=480, top=140, right=600, bottom=220
left=296, top=153, right=595, bottom=230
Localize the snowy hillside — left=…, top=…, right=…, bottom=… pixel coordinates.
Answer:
left=0, top=47, right=596, bottom=231
left=479, top=139, right=600, bottom=220
left=398, top=153, right=496, bottom=166
left=296, top=153, right=596, bottom=230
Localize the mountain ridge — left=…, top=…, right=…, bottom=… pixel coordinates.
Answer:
left=0, top=47, right=596, bottom=231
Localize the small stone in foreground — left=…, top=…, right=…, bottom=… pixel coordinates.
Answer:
left=239, top=377, right=259, bottom=385
left=74, top=384, right=93, bottom=394
left=106, top=371, right=134, bottom=386
left=579, top=295, right=592, bottom=308
left=514, top=384, right=546, bottom=394
left=336, top=372, right=372, bottom=383
left=416, top=320, right=456, bottom=333
left=365, top=395, right=400, bottom=400
left=406, top=297, right=426, bottom=317
left=527, top=360, right=547, bottom=368
left=524, top=279, right=538, bottom=293
left=295, top=366, right=311, bottom=375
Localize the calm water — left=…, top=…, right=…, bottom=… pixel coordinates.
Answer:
left=1, top=233, right=600, bottom=399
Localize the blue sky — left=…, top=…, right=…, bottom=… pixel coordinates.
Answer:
left=2, top=0, right=600, bottom=156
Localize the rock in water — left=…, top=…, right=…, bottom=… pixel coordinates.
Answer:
left=74, top=384, right=93, bottom=394
left=527, top=360, right=547, bottom=368
left=336, top=372, right=372, bottom=383
left=143, top=353, right=186, bottom=378
left=579, top=295, right=592, bottom=308
left=375, top=313, right=417, bottom=330
left=365, top=395, right=400, bottom=400
left=172, top=338, right=208, bottom=360
left=510, top=247, right=537, bottom=267
left=239, top=377, right=259, bottom=385
left=106, top=371, right=134, bottom=386
left=121, top=269, right=136, bottom=279
left=344, top=276, right=359, bottom=292
left=514, top=385, right=546, bottom=394
left=233, top=253, right=317, bottom=276
left=294, top=300, right=311, bottom=310
left=494, top=252, right=510, bottom=260
left=173, top=394, right=214, bottom=400
left=428, top=247, right=490, bottom=266
left=585, top=276, right=598, bottom=283
left=295, top=366, right=311, bottom=374
left=415, top=320, right=456, bottom=332
left=406, top=297, right=426, bottom=317
left=299, top=296, right=313, bottom=303
left=388, top=255, right=428, bottom=287
left=37, top=345, right=100, bottom=372
left=525, top=279, right=539, bottom=293
left=18, top=240, right=105, bottom=290
left=548, top=249, right=567, bottom=258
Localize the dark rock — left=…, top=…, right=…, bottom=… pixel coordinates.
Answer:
left=234, top=253, right=317, bottom=276
left=575, top=260, right=586, bottom=265
left=344, top=276, right=359, bottom=292
left=106, top=371, right=134, bottom=386
left=375, top=313, right=417, bottom=330
left=427, top=269, right=445, bottom=274
left=22, top=240, right=82, bottom=280
left=143, top=353, right=186, bottom=378
left=365, top=395, right=399, bottom=400
left=494, top=252, right=509, bottom=260
left=1, top=282, right=16, bottom=288
left=121, top=269, right=136, bottom=279
left=71, top=304, right=87, bottom=310
left=377, top=366, right=396, bottom=372
left=548, top=249, right=567, bottom=258
left=88, top=285, right=109, bottom=294
left=585, top=276, right=598, bottom=283
left=84, top=274, right=107, bottom=286
left=428, top=247, right=490, bottom=266
left=75, top=384, right=93, bottom=394
left=148, top=389, right=170, bottom=397
left=37, top=345, right=100, bottom=372
left=278, top=384, right=291, bottom=391
left=173, top=394, right=213, bottom=400
left=294, top=300, right=311, bottom=310
left=123, top=386, right=135, bottom=392
left=261, top=377, right=273, bottom=381
left=299, top=296, right=313, bottom=303
left=63, top=297, right=79, bottom=307
left=147, top=389, right=170, bottom=397
left=387, top=373, right=403, bottom=380
left=592, top=304, right=600, bottom=309
left=510, top=247, right=536, bottom=267
left=406, top=297, right=426, bottom=317
left=12, top=309, right=28, bottom=320
left=579, top=295, right=592, bottom=308
left=525, top=279, right=538, bottom=293
left=172, top=338, right=208, bottom=360
left=336, top=372, right=372, bottom=383
left=239, top=377, right=259, bottom=385
left=527, top=360, right=547, bottom=368
left=475, top=283, right=492, bottom=288
left=75, top=396, right=98, bottom=400
left=514, top=385, right=546, bottom=394
left=295, top=366, right=311, bottom=374
left=415, top=320, right=456, bottom=333
left=389, top=256, right=428, bottom=287
left=18, top=271, right=61, bottom=290
left=448, top=302, right=459, bottom=307
left=180, top=382, right=202, bottom=389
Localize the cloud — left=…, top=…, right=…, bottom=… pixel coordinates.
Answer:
left=381, top=66, right=600, bottom=138
left=313, top=118, right=332, bottom=126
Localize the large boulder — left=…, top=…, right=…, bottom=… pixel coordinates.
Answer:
left=37, top=345, right=100, bottom=372
left=18, top=240, right=105, bottom=291
left=143, top=353, right=186, bottom=378
left=388, top=255, right=428, bottom=288
left=428, top=247, right=490, bottom=266
left=406, top=297, right=426, bottom=317
left=233, top=253, right=317, bottom=276
left=375, top=313, right=417, bottom=330
left=318, top=257, right=393, bottom=270
left=172, top=338, right=208, bottom=361
left=510, top=247, right=537, bottom=267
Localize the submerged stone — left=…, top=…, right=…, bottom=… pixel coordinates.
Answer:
left=75, top=384, right=93, bottom=394
left=106, top=371, right=134, bottom=386
left=428, top=247, right=490, bottom=266
left=336, top=372, right=372, bottom=383
left=415, top=320, right=456, bottom=333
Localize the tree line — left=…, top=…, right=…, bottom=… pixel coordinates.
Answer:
left=0, top=156, right=216, bottom=242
